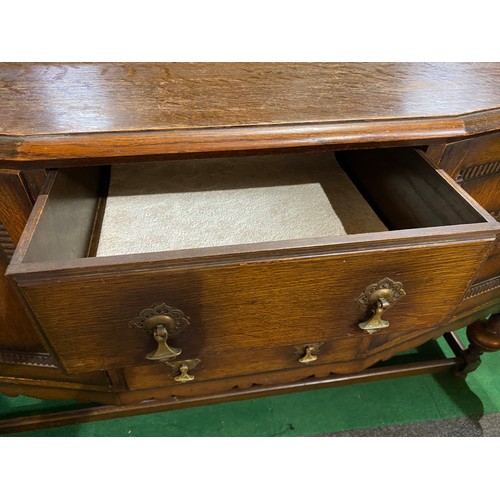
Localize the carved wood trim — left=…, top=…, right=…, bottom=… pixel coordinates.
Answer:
left=0, top=350, right=57, bottom=368
left=464, top=275, right=500, bottom=300
left=0, top=221, right=15, bottom=261
left=456, top=161, right=500, bottom=184
left=490, top=209, right=500, bottom=221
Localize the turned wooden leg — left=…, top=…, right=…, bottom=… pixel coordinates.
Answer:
left=468, top=314, right=500, bottom=353
left=458, top=314, right=500, bottom=376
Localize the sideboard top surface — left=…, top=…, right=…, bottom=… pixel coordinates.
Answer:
left=1, top=63, right=500, bottom=163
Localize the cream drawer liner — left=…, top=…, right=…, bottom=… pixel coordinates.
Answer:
left=97, top=152, right=387, bottom=257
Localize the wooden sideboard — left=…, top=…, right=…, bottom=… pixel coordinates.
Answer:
left=0, top=63, right=499, bottom=431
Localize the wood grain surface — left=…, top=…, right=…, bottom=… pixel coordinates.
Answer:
left=1, top=64, right=499, bottom=410
left=426, top=131, right=500, bottom=179
left=1, top=63, right=500, bottom=162
left=0, top=170, right=34, bottom=246
left=0, top=171, right=46, bottom=351
left=0, top=251, right=46, bottom=352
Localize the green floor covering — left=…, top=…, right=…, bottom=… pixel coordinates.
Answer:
left=1, top=329, right=500, bottom=436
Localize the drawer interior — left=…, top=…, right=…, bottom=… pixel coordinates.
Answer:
left=20, top=148, right=488, bottom=264
left=95, top=152, right=387, bottom=257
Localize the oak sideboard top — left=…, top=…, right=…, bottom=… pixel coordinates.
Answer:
left=1, top=62, right=500, bottom=163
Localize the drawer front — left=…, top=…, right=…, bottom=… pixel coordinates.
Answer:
left=121, top=313, right=457, bottom=393
left=15, top=240, right=491, bottom=374
left=121, top=340, right=362, bottom=392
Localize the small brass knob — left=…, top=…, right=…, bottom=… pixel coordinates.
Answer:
left=166, top=359, right=201, bottom=383
left=299, top=346, right=318, bottom=364
left=174, top=364, right=195, bottom=383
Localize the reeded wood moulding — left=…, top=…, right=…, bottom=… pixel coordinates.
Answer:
left=456, top=161, right=500, bottom=183
left=0, top=222, right=15, bottom=260
left=464, top=276, right=500, bottom=300
left=0, top=351, right=57, bottom=368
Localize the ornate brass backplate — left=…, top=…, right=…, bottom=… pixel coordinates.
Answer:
left=356, top=278, right=406, bottom=334
left=130, top=303, right=190, bottom=362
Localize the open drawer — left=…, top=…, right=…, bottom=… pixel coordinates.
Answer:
left=6, top=148, right=499, bottom=377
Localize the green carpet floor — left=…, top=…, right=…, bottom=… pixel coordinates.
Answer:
left=1, top=329, right=500, bottom=436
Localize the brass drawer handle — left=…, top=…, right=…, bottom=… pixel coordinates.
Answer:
left=299, top=346, right=318, bottom=364
left=356, top=278, right=406, bottom=334
left=174, top=364, right=195, bottom=383
left=166, top=359, right=201, bottom=383
left=296, top=343, right=322, bottom=364
left=130, top=303, right=190, bottom=362
left=358, top=298, right=391, bottom=333
left=148, top=322, right=181, bottom=361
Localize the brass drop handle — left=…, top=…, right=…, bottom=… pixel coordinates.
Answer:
left=148, top=319, right=182, bottom=361
left=130, top=303, right=190, bottom=363
left=358, top=297, right=391, bottom=334
left=356, top=278, right=406, bottom=334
